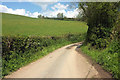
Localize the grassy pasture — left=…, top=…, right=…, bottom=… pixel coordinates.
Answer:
left=2, top=13, right=88, bottom=36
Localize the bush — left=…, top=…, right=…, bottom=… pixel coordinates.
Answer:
left=80, top=2, right=119, bottom=49
left=2, top=33, right=86, bottom=77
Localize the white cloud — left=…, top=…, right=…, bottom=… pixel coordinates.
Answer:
left=30, top=12, right=40, bottom=18
left=65, top=8, right=81, bottom=18
left=43, top=3, right=81, bottom=18
left=0, top=4, right=41, bottom=18
left=0, top=4, right=26, bottom=15
left=42, top=8, right=80, bottom=18
left=51, top=3, right=69, bottom=10
left=33, top=0, right=60, bottom=11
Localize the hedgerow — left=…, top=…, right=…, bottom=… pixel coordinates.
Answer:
left=2, top=33, right=86, bottom=77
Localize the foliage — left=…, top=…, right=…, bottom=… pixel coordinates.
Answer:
left=38, top=14, right=44, bottom=18
left=81, top=39, right=120, bottom=79
left=76, top=12, right=82, bottom=21
left=79, top=2, right=120, bottom=79
left=79, top=2, right=119, bottom=49
left=57, top=13, right=64, bottom=19
left=2, top=33, right=86, bottom=77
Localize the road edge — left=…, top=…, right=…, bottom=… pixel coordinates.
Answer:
left=75, top=46, right=112, bottom=78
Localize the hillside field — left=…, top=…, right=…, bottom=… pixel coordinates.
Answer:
left=2, top=13, right=88, bottom=36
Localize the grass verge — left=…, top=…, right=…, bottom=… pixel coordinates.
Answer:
left=81, top=40, right=119, bottom=79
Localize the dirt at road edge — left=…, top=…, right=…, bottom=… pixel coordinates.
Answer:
left=75, top=46, right=112, bottom=78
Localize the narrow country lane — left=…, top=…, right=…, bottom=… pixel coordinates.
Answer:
left=5, top=42, right=111, bottom=78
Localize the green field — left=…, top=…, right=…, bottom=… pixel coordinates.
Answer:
left=2, top=13, right=88, bottom=36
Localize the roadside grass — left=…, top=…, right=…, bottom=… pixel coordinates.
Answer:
left=2, top=13, right=88, bottom=36
left=81, top=40, right=119, bottom=79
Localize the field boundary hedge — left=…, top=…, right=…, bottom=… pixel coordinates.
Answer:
left=2, top=33, right=86, bottom=77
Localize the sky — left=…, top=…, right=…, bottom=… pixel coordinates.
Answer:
left=0, top=1, right=82, bottom=18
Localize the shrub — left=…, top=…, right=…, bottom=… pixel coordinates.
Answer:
left=2, top=33, right=86, bottom=77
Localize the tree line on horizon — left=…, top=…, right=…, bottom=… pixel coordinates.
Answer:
left=37, top=12, right=84, bottom=21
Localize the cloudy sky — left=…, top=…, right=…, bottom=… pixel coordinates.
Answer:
left=0, top=0, right=82, bottom=18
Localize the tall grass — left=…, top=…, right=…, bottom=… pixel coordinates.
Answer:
left=81, top=40, right=119, bottom=79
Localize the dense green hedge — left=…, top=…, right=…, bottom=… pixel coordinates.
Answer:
left=79, top=2, right=119, bottom=49
left=2, top=33, right=86, bottom=77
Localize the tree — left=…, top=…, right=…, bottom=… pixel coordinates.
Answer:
left=38, top=15, right=44, bottom=18
left=57, top=13, right=63, bottom=19
left=63, top=16, right=67, bottom=20
left=76, top=12, right=83, bottom=21
left=79, top=2, right=119, bottom=48
left=38, top=15, right=42, bottom=18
